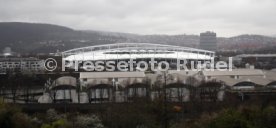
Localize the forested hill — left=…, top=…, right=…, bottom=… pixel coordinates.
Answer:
left=1, top=22, right=276, bottom=53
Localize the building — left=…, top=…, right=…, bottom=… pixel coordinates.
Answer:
left=199, top=31, right=217, bottom=51
left=195, top=69, right=276, bottom=91
left=80, top=72, right=147, bottom=103
left=63, top=43, right=215, bottom=61
left=0, top=57, right=45, bottom=74
left=234, top=54, right=276, bottom=69
left=2, top=47, right=13, bottom=56
left=26, top=69, right=276, bottom=104
left=62, top=43, right=215, bottom=71
left=38, top=76, right=79, bottom=103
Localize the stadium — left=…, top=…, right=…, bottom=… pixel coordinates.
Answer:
left=63, top=43, right=215, bottom=61
left=62, top=43, right=215, bottom=70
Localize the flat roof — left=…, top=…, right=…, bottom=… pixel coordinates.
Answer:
left=215, top=76, right=272, bottom=86
left=237, top=54, right=276, bottom=58
left=202, top=69, right=264, bottom=76
left=80, top=72, right=145, bottom=79
left=0, top=57, right=41, bottom=61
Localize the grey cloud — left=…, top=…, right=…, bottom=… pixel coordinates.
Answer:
left=0, top=0, right=275, bottom=37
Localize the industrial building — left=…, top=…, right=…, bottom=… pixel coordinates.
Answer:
left=35, top=69, right=276, bottom=104
left=0, top=57, right=45, bottom=74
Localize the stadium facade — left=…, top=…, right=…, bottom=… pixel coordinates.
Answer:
left=62, top=43, right=215, bottom=61
left=62, top=43, right=215, bottom=71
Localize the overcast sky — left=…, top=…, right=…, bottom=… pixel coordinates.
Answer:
left=0, top=0, right=276, bottom=37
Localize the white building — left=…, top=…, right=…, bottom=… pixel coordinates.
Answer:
left=196, top=69, right=276, bottom=90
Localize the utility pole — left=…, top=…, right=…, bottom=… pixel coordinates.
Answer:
left=112, top=78, right=116, bottom=102
left=163, top=71, right=168, bottom=128
left=77, top=78, right=80, bottom=103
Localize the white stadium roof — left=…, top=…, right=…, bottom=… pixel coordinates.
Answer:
left=62, top=43, right=215, bottom=61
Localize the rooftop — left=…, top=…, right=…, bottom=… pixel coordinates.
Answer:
left=202, top=69, right=264, bottom=76
left=80, top=72, right=146, bottom=79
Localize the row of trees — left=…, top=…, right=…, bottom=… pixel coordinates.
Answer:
left=173, top=105, right=276, bottom=128
left=1, top=96, right=276, bottom=128
left=1, top=72, right=224, bottom=103
left=0, top=99, right=104, bottom=128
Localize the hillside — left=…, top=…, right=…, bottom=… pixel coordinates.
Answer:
left=0, top=22, right=126, bottom=53
left=0, top=22, right=74, bottom=42
left=0, top=22, right=276, bottom=53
